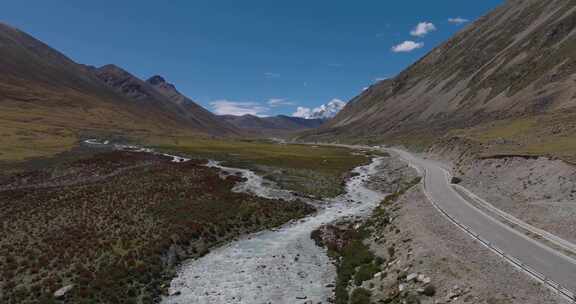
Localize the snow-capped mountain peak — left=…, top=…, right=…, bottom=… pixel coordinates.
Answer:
left=292, top=98, right=346, bottom=120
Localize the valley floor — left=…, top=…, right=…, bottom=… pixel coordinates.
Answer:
left=2, top=138, right=574, bottom=304
left=0, top=148, right=314, bottom=303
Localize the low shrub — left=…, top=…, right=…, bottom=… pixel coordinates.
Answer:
left=354, top=263, right=380, bottom=286
left=350, top=288, right=372, bottom=304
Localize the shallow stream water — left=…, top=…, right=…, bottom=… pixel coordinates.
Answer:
left=83, top=139, right=386, bottom=303
left=162, top=158, right=386, bottom=304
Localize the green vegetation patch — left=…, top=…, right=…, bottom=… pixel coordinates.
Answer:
left=449, top=111, right=576, bottom=163
left=334, top=238, right=376, bottom=304
left=324, top=177, right=422, bottom=304
left=152, top=137, right=370, bottom=197
left=350, top=288, right=372, bottom=304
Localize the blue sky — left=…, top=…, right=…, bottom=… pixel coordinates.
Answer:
left=3, top=0, right=502, bottom=116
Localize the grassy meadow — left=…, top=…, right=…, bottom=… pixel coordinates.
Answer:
left=450, top=110, right=576, bottom=163
left=151, top=136, right=371, bottom=197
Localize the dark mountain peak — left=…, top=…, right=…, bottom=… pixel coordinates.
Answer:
left=146, top=74, right=178, bottom=94
left=94, top=64, right=155, bottom=101
left=0, top=21, right=238, bottom=139
left=147, top=75, right=166, bottom=85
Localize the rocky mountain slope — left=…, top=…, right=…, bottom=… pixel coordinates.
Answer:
left=0, top=22, right=237, bottom=161
left=93, top=66, right=238, bottom=136
left=220, top=114, right=324, bottom=136
left=300, top=0, right=576, bottom=162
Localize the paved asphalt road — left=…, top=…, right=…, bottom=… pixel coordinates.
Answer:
left=392, top=148, right=576, bottom=296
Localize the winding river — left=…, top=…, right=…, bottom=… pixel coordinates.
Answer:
left=83, top=139, right=386, bottom=303
left=162, top=158, right=386, bottom=304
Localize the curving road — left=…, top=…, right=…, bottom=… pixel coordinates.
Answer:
left=391, top=148, right=576, bottom=299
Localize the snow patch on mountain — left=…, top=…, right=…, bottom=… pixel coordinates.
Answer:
left=293, top=99, right=346, bottom=120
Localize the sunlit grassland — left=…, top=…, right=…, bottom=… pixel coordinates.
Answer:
left=151, top=136, right=370, bottom=197
left=451, top=118, right=537, bottom=143
left=450, top=111, right=576, bottom=163
left=0, top=99, right=196, bottom=162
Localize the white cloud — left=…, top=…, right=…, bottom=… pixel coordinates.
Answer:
left=448, top=17, right=469, bottom=25
left=292, top=99, right=347, bottom=119
left=374, top=76, right=389, bottom=82
left=267, top=98, right=295, bottom=107
left=410, top=22, right=436, bottom=37
left=210, top=100, right=268, bottom=116
left=392, top=41, right=424, bottom=53
left=264, top=72, right=280, bottom=79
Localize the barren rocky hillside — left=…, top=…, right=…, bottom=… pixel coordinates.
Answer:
left=300, top=0, right=576, bottom=162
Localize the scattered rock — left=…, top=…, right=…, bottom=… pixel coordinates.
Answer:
left=417, top=274, right=431, bottom=284
left=447, top=285, right=463, bottom=300
left=53, top=284, right=74, bottom=299
left=406, top=272, right=418, bottom=282
left=399, top=283, right=407, bottom=292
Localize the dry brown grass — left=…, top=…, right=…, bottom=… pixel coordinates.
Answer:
left=450, top=110, right=576, bottom=163
left=0, top=151, right=313, bottom=303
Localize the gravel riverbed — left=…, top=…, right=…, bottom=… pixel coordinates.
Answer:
left=161, top=158, right=387, bottom=304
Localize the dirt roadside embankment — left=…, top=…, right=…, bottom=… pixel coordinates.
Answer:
left=313, top=152, right=565, bottom=304
left=429, top=137, right=576, bottom=245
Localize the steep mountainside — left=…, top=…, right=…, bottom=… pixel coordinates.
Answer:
left=145, top=75, right=238, bottom=134
left=220, top=114, right=324, bottom=136
left=93, top=66, right=238, bottom=136
left=0, top=22, right=236, bottom=161
left=301, top=0, right=576, bottom=161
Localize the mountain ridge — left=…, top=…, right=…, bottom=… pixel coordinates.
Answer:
left=0, top=22, right=238, bottom=161
left=220, top=114, right=324, bottom=136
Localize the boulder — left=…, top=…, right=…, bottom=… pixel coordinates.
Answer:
left=406, top=273, right=418, bottom=282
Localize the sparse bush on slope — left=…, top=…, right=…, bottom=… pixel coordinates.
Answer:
left=0, top=151, right=313, bottom=303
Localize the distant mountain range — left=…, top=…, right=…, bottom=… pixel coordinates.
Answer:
left=0, top=22, right=239, bottom=160
left=219, top=114, right=324, bottom=136
left=300, top=0, right=576, bottom=162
